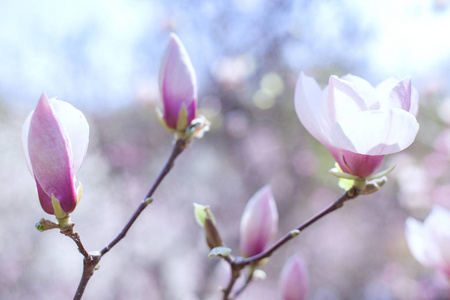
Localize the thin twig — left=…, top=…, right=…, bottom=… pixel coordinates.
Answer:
left=72, top=138, right=187, bottom=300
left=222, top=188, right=359, bottom=299
left=60, top=224, right=89, bottom=258
left=100, top=139, right=186, bottom=256
left=239, top=188, right=357, bottom=265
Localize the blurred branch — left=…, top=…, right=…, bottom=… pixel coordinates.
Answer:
left=222, top=188, right=360, bottom=299
left=71, top=138, right=187, bottom=300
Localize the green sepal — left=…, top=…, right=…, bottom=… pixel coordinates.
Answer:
left=51, top=195, right=72, bottom=228
left=76, top=183, right=83, bottom=205
left=208, top=246, right=232, bottom=259
left=176, top=103, right=188, bottom=132
left=367, top=165, right=396, bottom=180
left=193, top=203, right=216, bottom=227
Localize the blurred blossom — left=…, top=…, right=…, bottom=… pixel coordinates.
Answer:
left=159, top=33, right=197, bottom=132
left=212, top=54, right=256, bottom=89
left=295, top=72, right=419, bottom=177
left=279, top=254, right=309, bottom=300
left=431, top=185, right=450, bottom=210
left=225, top=110, right=249, bottom=138
left=433, top=128, right=450, bottom=155
left=240, top=185, right=279, bottom=258
left=405, top=206, right=450, bottom=277
left=22, top=93, right=89, bottom=215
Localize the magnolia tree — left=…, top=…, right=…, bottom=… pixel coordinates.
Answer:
left=22, top=33, right=448, bottom=299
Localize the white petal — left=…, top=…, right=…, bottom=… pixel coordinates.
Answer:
left=405, top=217, right=434, bottom=268
left=50, top=99, right=89, bottom=174
left=22, top=111, right=33, bottom=174
left=294, top=72, right=330, bottom=144
left=327, top=75, right=369, bottom=124
left=329, top=109, right=419, bottom=155
left=340, top=74, right=378, bottom=109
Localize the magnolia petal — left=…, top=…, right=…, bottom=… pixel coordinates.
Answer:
left=425, top=207, right=450, bottom=269
left=28, top=94, right=78, bottom=214
left=159, top=33, right=197, bottom=129
left=330, top=109, right=419, bottom=155
left=327, top=75, right=368, bottom=124
left=388, top=78, right=412, bottom=112
left=22, top=112, right=33, bottom=174
left=405, top=217, right=435, bottom=268
left=240, top=185, right=279, bottom=258
left=406, top=215, right=448, bottom=273
left=294, top=72, right=329, bottom=144
left=50, top=99, right=89, bottom=173
left=36, top=176, right=54, bottom=214
left=340, top=74, right=378, bottom=109
left=279, top=254, right=309, bottom=300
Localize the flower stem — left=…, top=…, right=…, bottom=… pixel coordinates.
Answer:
left=72, top=138, right=187, bottom=299
left=100, top=139, right=187, bottom=256
left=222, top=188, right=359, bottom=299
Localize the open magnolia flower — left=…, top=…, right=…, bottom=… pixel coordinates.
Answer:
left=158, top=33, right=197, bottom=133
left=405, top=206, right=450, bottom=277
left=295, top=72, right=419, bottom=178
left=23, top=93, right=89, bottom=216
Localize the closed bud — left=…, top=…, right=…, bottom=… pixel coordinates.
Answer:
left=23, top=93, right=89, bottom=218
left=240, top=185, right=279, bottom=258
left=158, top=33, right=197, bottom=134
left=279, top=254, right=309, bottom=300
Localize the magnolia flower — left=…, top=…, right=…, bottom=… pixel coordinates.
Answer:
left=23, top=93, right=89, bottom=216
left=240, top=185, right=279, bottom=258
left=295, top=72, right=419, bottom=177
left=158, top=33, right=197, bottom=132
left=279, top=254, right=309, bottom=300
left=405, top=206, right=450, bottom=277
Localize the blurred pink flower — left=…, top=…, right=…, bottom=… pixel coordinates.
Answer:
left=22, top=93, right=89, bottom=215
left=240, top=185, right=278, bottom=258
left=405, top=206, right=450, bottom=277
left=159, top=33, right=197, bottom=132
left=295, top=72, right=419, bottom=177
left=279, top=254, right=309, bottom=300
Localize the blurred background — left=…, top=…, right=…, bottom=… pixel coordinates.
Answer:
left=1, top=0, right=450, bottom=299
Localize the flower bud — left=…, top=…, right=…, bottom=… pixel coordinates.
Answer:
left=23, top=93, right=89, bottom=216
left=158, top=33, right=197, bottom=133
left=193, top=203, right=223, bottom=249
left=279, top=254, right=309, bottom=300
left=240, top=185, right=279, bottom=258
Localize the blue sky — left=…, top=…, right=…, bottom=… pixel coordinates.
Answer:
left=1, top=0, right=449, bottom=112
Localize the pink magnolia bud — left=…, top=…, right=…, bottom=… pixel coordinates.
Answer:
left=279, top=254, right=309, bottom=300
left=240, top=185, right=279, bottom=258
left=159, top=33, right=197, bottom=132
left=295, top=72, right=419, bottom=178
left=22, top=93, right=89, bottom=215
left=405, top=206, right=450, bottom=277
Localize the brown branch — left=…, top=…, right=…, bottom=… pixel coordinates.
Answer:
left=71, top=138, right=187, bottom=299
left=100, top=138, right=187, bottom=256
left=222, top=188, right=360, bottom=299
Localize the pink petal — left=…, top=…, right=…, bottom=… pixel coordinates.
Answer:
left=159, top=33, right=197, bottom=129
left=28, top=93, right=78, bottom=214
left=328, top=146, right=384, bottom=177
left=279, top=254, right=308, bottom=300
left=240, top=185, right=279, bottom=258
